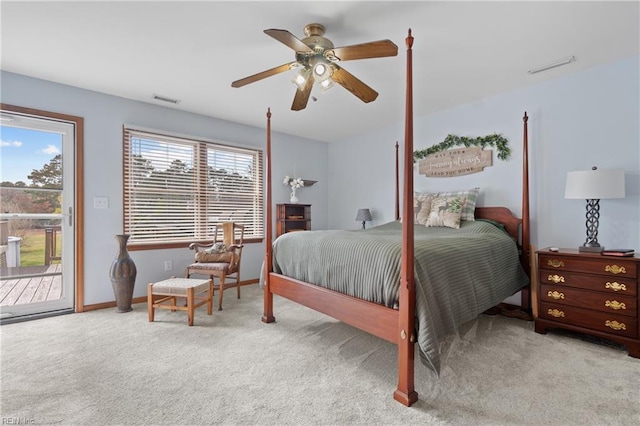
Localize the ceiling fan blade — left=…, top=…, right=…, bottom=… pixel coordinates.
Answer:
left=326, top=40, right=398, bottom=61
left=231, top=62, right=296, bottom=88
left=264, top=29, right=314, bottom=53
left=291, top=75, right=314, bottom=111
left=331, top=66, right=378, bottom=103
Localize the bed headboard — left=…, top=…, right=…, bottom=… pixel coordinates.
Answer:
left=474, top=206, right=521, bottom=242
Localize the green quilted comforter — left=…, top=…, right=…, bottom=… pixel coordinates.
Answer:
left=269, top=220, right=530, bottom=373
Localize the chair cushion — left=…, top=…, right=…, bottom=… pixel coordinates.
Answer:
left=151, top=278, right=210, bottom=296
left=188, top=262, right=231, bottom=272
left=195, top=251, right=233, bottom=263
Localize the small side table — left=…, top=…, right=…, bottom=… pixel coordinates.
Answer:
left=148, top=277, right=212, bottom=326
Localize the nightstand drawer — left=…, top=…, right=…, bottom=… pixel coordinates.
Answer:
left=540, top=284, right=637, bottom=317
left=539, top=270, right=638, bottom=296
left=539, top=254, right=637, bottom=278
left=540, top=302, right=637, bottom=338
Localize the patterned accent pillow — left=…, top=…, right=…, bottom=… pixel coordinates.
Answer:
left=413, top=192, right=433, bottom=225
left=195, top=242, right=231, bottom=263
left=435, top=187, right=479, bottom=221
left=425, top=196, right=466, bottom=229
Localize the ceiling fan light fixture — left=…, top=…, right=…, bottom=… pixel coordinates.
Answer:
left=312, top=62, right=333, bottom=82
left=291, top=68, right=311, bottom=91
left=320, top=78, right=334, bottom=92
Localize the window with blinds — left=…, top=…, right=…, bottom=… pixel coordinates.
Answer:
left=123, top=127, right=263, bottom=246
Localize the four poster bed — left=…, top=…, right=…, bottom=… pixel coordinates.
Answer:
left=261, top=30, right=531, bottom=407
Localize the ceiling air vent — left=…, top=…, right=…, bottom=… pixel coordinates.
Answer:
left=152, top=94, right=181, bottom=104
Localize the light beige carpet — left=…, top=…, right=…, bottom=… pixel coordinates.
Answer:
left=1, top=284, right=639, bottom=425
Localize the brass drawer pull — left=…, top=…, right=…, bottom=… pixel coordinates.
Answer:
left=548, top=259, right=564, bottom=268
left=547, top=274, right=565, bottom=284
left=547, top=308, right=565, bottom=318
left=604, top=300, right=626, bottom=310
left=605, top=320, right=626, bottom=331
left=605, top=282, right=627, bottom=292
left=547, top=290, right=565, bottom=300
left=605, top=265, right=626, bottom=275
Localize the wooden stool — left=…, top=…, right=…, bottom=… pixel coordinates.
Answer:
left=148, top=278, right=212, bottom=326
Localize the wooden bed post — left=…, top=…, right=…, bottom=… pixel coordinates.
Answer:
left=262, top=108, right=275, bottom=323
left=520, top=111, right=531, bottom=311
left=395, top=141, right=400, bottom=221
left=394, top=29, right=418, bottom=407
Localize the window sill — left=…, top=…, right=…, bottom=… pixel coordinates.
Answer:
left=127, top=237, right=264, bottom=251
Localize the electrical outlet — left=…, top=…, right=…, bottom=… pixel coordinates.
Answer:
left=93, top=197, right=109, bottom=209
left=164, top=260, right=172, bottom=271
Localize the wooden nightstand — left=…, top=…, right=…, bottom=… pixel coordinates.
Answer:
left=535, top=248, right=639, bottom=358
left=276, top=204, right=311, bottom=238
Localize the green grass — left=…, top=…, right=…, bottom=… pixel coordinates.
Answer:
left=18, top=229, right=61, bottom=267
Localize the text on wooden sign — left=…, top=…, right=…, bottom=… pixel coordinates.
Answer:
left=418, top=147, right=492, bottom=177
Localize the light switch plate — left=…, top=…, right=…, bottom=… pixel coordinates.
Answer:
left=94, top=197, right=109, bottom=209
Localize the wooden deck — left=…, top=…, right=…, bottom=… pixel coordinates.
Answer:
left=0, top=264, right=62, bottom=306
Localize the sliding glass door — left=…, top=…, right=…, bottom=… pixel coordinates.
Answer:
left=0, top=109, right=76, bottom=321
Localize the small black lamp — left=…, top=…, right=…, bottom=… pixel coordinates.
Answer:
left=355, top=208, right=372, bottom=229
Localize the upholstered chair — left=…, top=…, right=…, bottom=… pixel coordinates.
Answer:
left=185, top=222, right=244, bottom=310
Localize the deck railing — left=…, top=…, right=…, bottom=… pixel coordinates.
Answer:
left=44, top=226, right=62, bottom=266
left=0, top=213, right=65, bottom=268
left=0, top=221, right=7, bottom=267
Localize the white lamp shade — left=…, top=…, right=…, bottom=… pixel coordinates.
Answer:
left=565, top=168, right=625, bottom=199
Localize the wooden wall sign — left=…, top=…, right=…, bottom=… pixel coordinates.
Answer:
left=418, top=147, right=492, bottom=177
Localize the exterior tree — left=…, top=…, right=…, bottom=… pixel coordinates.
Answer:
left=0, top=155, right=63, bottom=242
left=131, top=154, right=153, bottom=188
left=28, top=154, right=62, bottom=188
left=27, top=154, right=63, bottom=214
left=1, top=181, right=27, bottom=187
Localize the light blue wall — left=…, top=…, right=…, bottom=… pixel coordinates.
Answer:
left=329, top=55, right=640, bottom=253
left=1, top=71, right=329, bottom=305
left=3, top=54, right=639, bottom=306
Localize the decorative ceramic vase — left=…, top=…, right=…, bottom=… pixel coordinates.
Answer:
left=290, top=188, right=299, bottom=204
left=109, top=234, right=137, bottom=313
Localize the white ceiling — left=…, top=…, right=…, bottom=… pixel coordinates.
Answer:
left=1, top=1, right=638, bottom=143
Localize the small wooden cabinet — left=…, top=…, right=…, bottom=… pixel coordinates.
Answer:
left=535, top=248, right=639, bottom=358
left=276, top=204, right=311, bottom=238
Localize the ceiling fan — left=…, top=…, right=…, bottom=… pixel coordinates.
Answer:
left=231, top=23, right=398, bottom=111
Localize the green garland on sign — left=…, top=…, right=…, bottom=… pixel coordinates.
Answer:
left=413, top=133, right=511, bottom=162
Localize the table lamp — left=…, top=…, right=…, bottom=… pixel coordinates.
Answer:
left=355, top=208, right=372, bottom=229
left=564, top=166, right=625, bottom=252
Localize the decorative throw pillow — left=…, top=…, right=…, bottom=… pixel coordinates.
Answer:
left=435, top=187, right=479, bottom=221
left=209, top=242, right=228, bottom=253
left=414, top=192, right=433, bottom=225
left=425, top=196, right=466, bottom=229
left=195, top=242, right=231, bottom=263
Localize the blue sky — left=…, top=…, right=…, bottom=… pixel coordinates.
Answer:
left=0, top=126, right=62, bottom=184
